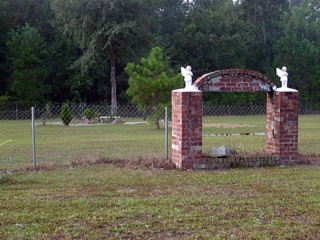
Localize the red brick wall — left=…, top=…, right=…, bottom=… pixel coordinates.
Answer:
left=172, top=90, right=203, bottom=169
left=266, top=91, right=299, bottom=164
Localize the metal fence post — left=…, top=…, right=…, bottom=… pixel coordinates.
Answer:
left=16, top=103, right=18, bottom=120
left=31, top=107, right=37, bottom=170
left=165, top=106, right=169, bottom=159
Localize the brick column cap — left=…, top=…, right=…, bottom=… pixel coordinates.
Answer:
left=275, top=88, right=298, bottom=92
left=172, top=88, right=202, bottom=93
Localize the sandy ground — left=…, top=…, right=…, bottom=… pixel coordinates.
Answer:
left=203, top=123, right=256, bottom=128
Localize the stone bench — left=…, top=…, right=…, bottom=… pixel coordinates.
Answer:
left=100, top=116, right=120, bottom=123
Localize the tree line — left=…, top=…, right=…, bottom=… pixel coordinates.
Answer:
left=1, top=0, right=319, bottom=109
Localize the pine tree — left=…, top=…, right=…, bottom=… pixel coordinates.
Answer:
left=125, top=47, right=183, bottom=128
left=60, top=103, right=73, bottom=126
left=6, top=24, right=50, bottom=107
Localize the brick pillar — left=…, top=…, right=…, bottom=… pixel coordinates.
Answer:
left=172, top=89, right=202, bottom=169
left=266, top=90, right=299, bottom=165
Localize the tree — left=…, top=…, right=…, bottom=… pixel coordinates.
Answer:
left=125, top=47, right=182, bottom=128
left=172, top=0, right=247, bottom=76
left=147, top=0, right=190, bottom=55
left=45, top=34, right=83, bottom=103
left=235, top=0, right=289, bottom=72
left=273, top=0, right=320, bottom=108
left=51, top=0, right=154, bottom=113
left=6, top=24, right=50, bottom=107
left=0, top=0, right=80, bottom=105
left=0, top=0, right=37, bottom=97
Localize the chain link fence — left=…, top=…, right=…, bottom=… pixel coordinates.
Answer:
left=1, top=104, right=169, bottom=170
left=1, top=104, right=319, bottom=171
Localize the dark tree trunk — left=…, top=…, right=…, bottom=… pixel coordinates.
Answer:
left=109, top=45, right=117, bottom=114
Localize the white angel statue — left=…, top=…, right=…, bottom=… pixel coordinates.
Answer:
left=276, top=66, right=288, bottom=88
left=181, top=66, right=193, bottom=89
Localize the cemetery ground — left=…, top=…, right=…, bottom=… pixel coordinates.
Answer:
left=1, top=115, right=320, bottom=239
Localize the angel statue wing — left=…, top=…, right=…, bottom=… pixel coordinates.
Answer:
left=181, top=67, right=187, bottom=77
left=276, top=68, right=283, bottom=77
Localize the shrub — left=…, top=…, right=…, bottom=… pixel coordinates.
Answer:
left=84, top=108, right=93, bottom=120
left=60, top=103, right=73, bottom=126
left=0, top=95, right=9, bottom=110
left=0, top=174, right=14, bottom=185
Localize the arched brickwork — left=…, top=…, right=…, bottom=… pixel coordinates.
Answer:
left=172, top=68, right=299, bottom=170
left=193, top=69, right=276, bottom=92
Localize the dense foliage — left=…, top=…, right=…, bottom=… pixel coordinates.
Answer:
left=1, top=0, right=320, bottom=108
left=6, top=24, right=50, bottom=107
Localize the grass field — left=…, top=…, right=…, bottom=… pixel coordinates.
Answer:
left=1, top=165, right=319, bottom=239
left=0, top=120, right=167, bottom=170
left=0, top=114, right=319, bottom=238
left=202, top=115, right=266, bottom=153
left=203, top=114, right=320, bottom=154
left=1, top=114, right=319, bottom=171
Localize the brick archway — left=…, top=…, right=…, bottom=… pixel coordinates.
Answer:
left=193, top=69, right=276, bottom=92
left=172, top=69, right=299, bottom=169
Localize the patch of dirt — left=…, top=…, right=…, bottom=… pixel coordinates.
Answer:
left=11, top=157, right=177, bottom=173
left=117, top=188, right=135, bottom=193
left=123, top=122, right=148, bottom=125
left=297, top=153, right=320, bottom=165
left=4, top=153, right=319, bottom=174
left=39, top=121, right=150, bottom=126
left=203, top=150, right=320, bottom=166
left=203, top=123, right=256, bottom=128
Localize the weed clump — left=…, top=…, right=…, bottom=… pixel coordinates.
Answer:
left=75, top=157, right=177, bottom=170
left=0, top=174, right=15, bottom=185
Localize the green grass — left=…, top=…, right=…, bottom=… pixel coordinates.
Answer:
left=202, top=115, right=266, bottom=152
left=203, top=114, right=320, bottom=154
left=0, top=115, right=320, bottom=238
left=0, top=165, right=319, bottom=239
left=298, top=115, right=320, bottom=153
